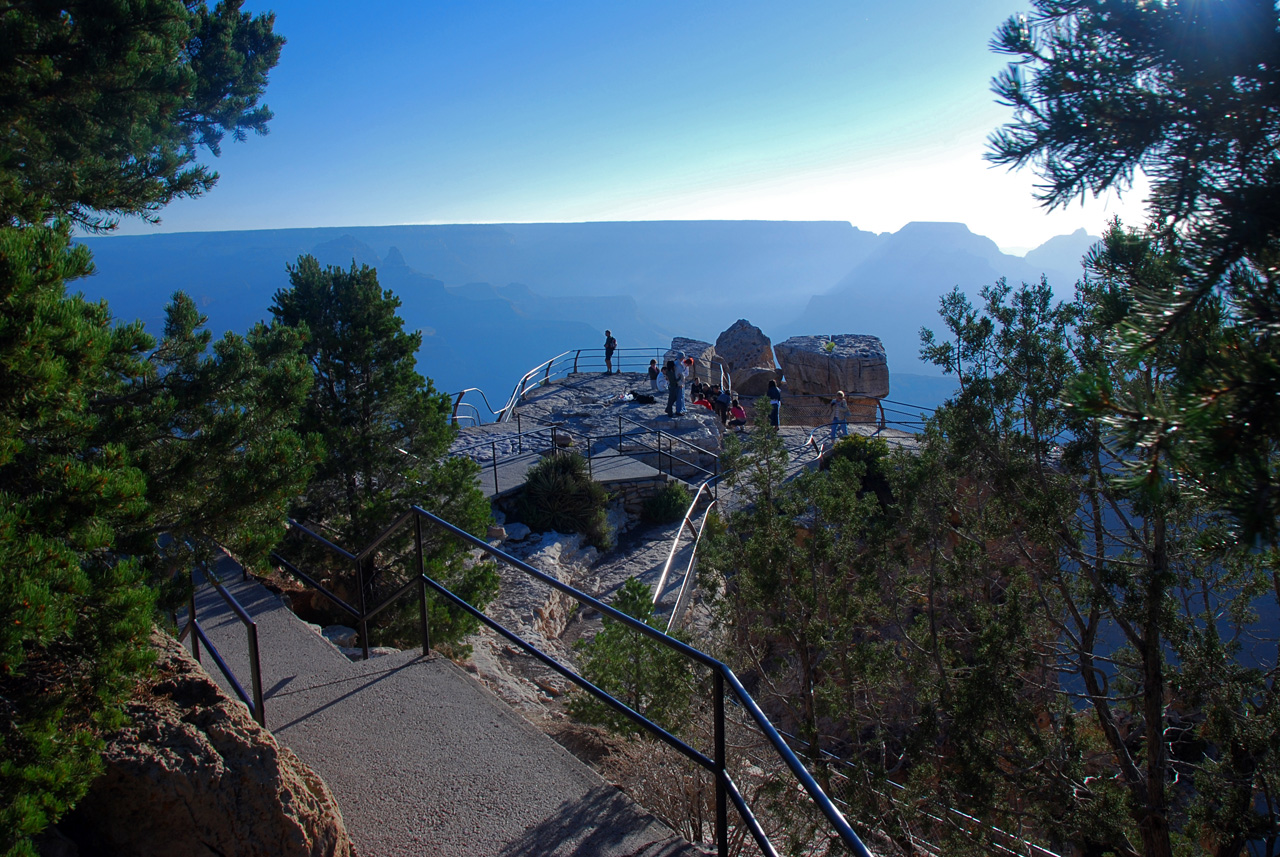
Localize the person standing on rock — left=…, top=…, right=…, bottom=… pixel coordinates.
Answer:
left=604, top=330, right=617, bottom=374
left=767, top=379, right=782, bottom=428
left=663, top=360, right=680, bottom=417
left=829, top=390, right=851, bottom=441
left=648, top=359, right=660, bottom=391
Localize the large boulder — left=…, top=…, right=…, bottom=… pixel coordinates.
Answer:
left=65, top=630, right=353, bottom=857
left=664, top=337, right=722, bottom=386
left=732, top=366, right=783, bottom=397
left=715, top=319, right=775, bottom=373
left=774, top=334, right=889, bottom=397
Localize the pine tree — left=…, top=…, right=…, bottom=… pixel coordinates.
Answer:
left=270, top=256, right=496, bottom=649
left=569, top=577, right=697, bottom=737
left=0, top=3, right=287, bottom=850
left=0, top=0, right=284, bottom=230
left=987, top=0, right=1280, bottom=541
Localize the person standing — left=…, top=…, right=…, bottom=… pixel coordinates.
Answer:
left=829, top=390, right=851, bottom=441
left=648, top=359, right=660, bottom=390
left=603, top=329, right=617, bottom=374
left=767, top=379, right=782, bottom=428
left=663, top=360, right=680, bottom=417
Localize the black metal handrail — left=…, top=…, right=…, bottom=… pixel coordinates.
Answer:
left=276, top=505, right=873, bottom=857
left=174, top=567, right=266, bottom=726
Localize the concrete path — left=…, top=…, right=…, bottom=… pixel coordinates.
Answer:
left=474, top=448, right=672, bottom=500
left=189, top=554, right=703, bottom=857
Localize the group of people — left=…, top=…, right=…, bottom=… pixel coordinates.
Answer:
left=605, top=331, right=846, bottom=439
left=644, top=357, right=748, bottom=429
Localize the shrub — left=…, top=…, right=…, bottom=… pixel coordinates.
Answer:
left=518, top=452, right=611, bottom=550
left=641, top=481, right=692, bottom=524
left=568, top=577, right=695, bottom=736
left=824, top=434, right=894, bottom=510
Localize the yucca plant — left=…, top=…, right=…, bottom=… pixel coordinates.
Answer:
left=518, top=452, right=612, bottom=550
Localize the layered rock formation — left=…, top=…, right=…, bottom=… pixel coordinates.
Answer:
left=65, top=631, right=353, bottom=857
left=714, top=319, right=780, bottom=396
left=774, top=334, right=889, bottom=398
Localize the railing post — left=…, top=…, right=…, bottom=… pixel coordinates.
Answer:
left=573, top=350, right=581, bottom=374
left=544, top=361, right=552, bottom=386
left=415, top=514, right=431, bottom=654
left=715, top=671, right=728, bottom=857
left=189, top=588, right=200, bottom=662
left=247, top=622, right=266, bottom=726
left=357, top=557, right=371, bottom=661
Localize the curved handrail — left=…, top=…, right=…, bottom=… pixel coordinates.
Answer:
left=450, top=387, right=505, bottom=425
left=496, top=349, right=576, bottom=422
left=652, top=479, right=717, bottom=606
left=665, top=495, right=717, bottom=634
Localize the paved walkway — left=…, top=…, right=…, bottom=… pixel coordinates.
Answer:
left=473, top=448, right=672, bottom=500
left=190, top=554, right=702, bottom=857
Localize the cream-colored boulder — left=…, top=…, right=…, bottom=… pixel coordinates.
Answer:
left=774, top=334, right=889, bottom=397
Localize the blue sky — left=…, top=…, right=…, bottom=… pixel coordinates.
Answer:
left=120, top=0, right=1149, bottom=253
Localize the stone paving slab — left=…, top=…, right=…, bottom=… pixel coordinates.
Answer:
left=189, top=554, right=704, bottom=857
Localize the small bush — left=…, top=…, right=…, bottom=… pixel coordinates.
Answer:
left=824, top=434, right=894, bottom=509
left=519, top=452, right=611, bottom=550
left=641, top=481, right=692, bottom=524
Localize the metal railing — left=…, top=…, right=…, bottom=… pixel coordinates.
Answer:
left=271, top=510, right=432, bottom=662
left=651, top=479, right=719, bottom=634
left=173, top=566, right=266, bottom=726
left=493, top=347, right=734, bottom=423
left=276, top=505, right=874, bottom=857
left=445, top=411, right=721, bottom=497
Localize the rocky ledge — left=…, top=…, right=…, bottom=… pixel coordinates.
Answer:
left=60, top=630, right=354, bottom=857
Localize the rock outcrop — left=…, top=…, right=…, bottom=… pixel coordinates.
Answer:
left=715, top=319, right=781, bottom=395
left=664, top=337, right=721, bottom=385
left=65, top=630, right=353, bottom=857
left=774, top=334, right=889, bottom=398
left=714, top=319, right=775, bottom=374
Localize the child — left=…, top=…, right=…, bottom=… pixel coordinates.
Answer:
left=829, top=391, right=851, bottom=440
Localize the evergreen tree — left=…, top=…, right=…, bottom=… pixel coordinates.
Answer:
left=0, top=225, right=314, bottom=853
left=0, top=4, right=288, bottom=850
left=0, top=0, right=284, bottom=230
left=987, top=0, right=1280, bottom=541
left=569, top=577, right=696, bottom=737
left=897, top=270, right=1279, bottom=856
left=270, top=256, right=496, bottom=649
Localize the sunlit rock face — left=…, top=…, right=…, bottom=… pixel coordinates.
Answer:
left=664, top=337, right=720, bottom=385
left=773, top=334, right=889, bottom=398
left=714, top=320, right=781, bottom=396
left=66, top=631, right=353, bottom=857
left=714, top=319, right=775, bottom=374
